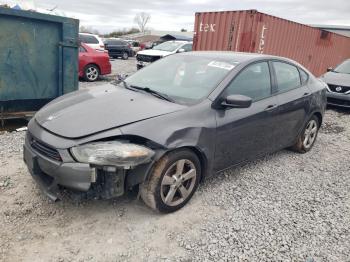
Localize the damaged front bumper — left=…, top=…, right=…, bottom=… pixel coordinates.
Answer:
left=23, top=135, right=127, bottom=201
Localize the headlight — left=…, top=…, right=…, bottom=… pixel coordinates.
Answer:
left=71, top=141, right=154, bottom=168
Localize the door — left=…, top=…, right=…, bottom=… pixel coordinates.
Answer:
left=271, top=61, right=312, bottom=148
left=106, top=40, right=122, bottom=56
left=214, top=61, right=280, bottom=171
left=78, top=45, right=88, bottom=73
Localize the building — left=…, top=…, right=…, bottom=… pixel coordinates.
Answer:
left=122, top=30, right=194, bottom=43
left=310, top=25, right=350, bottom=38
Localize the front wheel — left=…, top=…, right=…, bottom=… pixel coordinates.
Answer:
left=140, top=149, right=201, bottom=213
left=291, top=116, right=320, bottom=153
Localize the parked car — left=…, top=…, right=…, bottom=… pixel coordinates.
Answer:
left=79, top=43, right=111, bottom=82
left=320, top=59, right=350, bottom=108
left=79, top=33, right=105, bottom=51
left=136, top=40, right=192, bottom=69
left=104, top=38, right=134, bottom=59
left=126, top=40, right=142, bottom=53
left=23, top=52, right=326, bottom=213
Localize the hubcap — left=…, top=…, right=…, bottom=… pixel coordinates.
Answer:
left=303, top=120, right=318, bottom=149
left=123, top=53, right=128, bottom=59
left=86, top=67, right=98, bottom=80
left=160, top=159, right=197, bottom=207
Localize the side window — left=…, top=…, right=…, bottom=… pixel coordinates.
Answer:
left=299, top=68, right=309, bottom=85
left=80, top=35, right=99, bottom=44
left=225, top=62, right=272, bottom=101
left=182, top=44, right=192, bottom=52
left=273, top=62, right=301, bottom=92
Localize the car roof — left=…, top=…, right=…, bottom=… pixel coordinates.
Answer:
left=79, top=33, right=98, bottom=36
left=163, top=40, right=192, bottom=44
left=181, top=51, right=294, bottom=63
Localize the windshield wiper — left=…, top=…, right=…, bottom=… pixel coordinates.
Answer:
left=117, top=80, right=174, bottom=103
left=130, top=85, right=175, bottom=103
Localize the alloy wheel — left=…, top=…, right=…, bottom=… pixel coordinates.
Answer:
left=160, top=159, right=197, bottom=207
left=86, top=66, right=98, bottom=81
left=303, top=119, right=318, bottom=149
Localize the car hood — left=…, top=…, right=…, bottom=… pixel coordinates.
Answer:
left=137, top=49, right=173, bottom=57
left=321, top=71, right=350, bottom=86
left=35, top=84, right=186, bottom=139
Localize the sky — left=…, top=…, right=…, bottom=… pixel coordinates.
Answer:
left=2, top=0, right=350, bottom=33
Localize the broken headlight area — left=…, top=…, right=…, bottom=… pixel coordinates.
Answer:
left=61, top=167, right=127, bottom=201
left=70, top=141, right=155, bottom=169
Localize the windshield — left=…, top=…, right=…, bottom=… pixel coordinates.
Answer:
left=124, top=54, right=239, bottom=105
left=334, top=60, right=350, bottom=74
left=153, top=41, right=184, bottom=52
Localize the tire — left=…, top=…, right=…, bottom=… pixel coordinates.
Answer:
left=122, top=52, right=129, bottom=60
left=140, top=149, right=201, bottom=213
left=291, top=115, right=320, bottom=153
left=84, top=64, right=100, bottom=82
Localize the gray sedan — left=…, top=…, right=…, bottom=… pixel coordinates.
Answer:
left=320, top=59, right=350, bottom=108
left=24, top=52, right=327, bottom=213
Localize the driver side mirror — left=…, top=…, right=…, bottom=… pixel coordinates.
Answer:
left=327, top=67, right=333, bottom=72
left=220, top=95, right=253, bottom=109
left=177, top=48, right=185, bottom=53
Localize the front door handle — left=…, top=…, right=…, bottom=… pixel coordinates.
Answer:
left=264, top=104, right=278, bottom=111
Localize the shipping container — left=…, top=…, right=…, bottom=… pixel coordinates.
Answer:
left=0, top=7, right=79, bottom=123
left=193, top=10, right=350, bottom=76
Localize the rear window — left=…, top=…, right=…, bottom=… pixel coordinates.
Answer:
left=79, top=34, right=99, bottom=44
left=273, top=62, right=301, bottom=92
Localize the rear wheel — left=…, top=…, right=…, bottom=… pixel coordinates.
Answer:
left=84, top=64, right=100, bottom=82
left=122, top=52, right=129, bottom=60
left=291, top=115, right=319, bottom=153
left=140, top=149, right=201, bottom=213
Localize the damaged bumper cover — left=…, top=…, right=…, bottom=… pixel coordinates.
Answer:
left=24, top=138, right=95, bottom=201
left=23, top=131, right=156, bottom=201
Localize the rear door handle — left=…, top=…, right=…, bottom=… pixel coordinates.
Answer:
left=265, top=104, right=278, bottom=111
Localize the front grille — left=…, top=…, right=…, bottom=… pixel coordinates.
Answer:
left=328, top=84, right=350, bottom=94
left=29, top=134, right=62, bottom=161
left=137, top=54, right=161, bottom=63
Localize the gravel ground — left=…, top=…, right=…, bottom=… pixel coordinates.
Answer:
left=1, top=60, right=349, bottom=262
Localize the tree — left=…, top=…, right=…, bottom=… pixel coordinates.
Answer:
left=181, top=28, right=187, bottom=32
left=104, top=28, right=140, bottom=38
left=134, top=12, right=151, bottom=33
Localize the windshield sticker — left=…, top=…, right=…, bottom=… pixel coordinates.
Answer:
left=208, top=61, right=236, bottom=71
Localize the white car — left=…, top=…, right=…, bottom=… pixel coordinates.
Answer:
left=79, top=33, right=105, bottom=51
left=136, top=41, right=192, bottom=70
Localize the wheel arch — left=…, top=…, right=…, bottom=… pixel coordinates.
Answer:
left=313, top=111, right=323, bottom=127
left=168, top=146, right=209, bottom=183
left=84, top=63, right=101, bottom=73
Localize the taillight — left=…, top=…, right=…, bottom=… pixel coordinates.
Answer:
left=100, top=44, right=105, bottom=49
